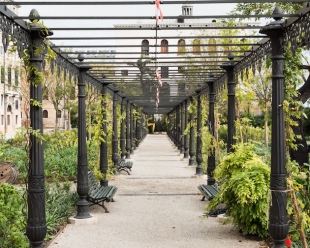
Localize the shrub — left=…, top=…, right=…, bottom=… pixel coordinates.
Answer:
left=208, top=143, right=270, bottom=237
left=45, top=182, right=78, bottom=240
left=0, top=183, right=29, bottom=247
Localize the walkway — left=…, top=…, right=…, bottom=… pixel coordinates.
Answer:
left=48, top=134, right=260, bottom=248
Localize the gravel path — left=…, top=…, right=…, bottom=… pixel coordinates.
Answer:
left=48, top=134, right=261, bottom=248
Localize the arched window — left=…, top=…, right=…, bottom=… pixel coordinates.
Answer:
left=7, top=105, right=12, bottom=112
left=57, top=110, right=62, bottom=118
left=178, top=39, right=185, bottom=54
left=161, top=40, right=168, bottom=53
left=43, top=110, right=48, bottom=118
left=141, top=40, right=149, bottom=55
left=193, top=39, right=201, bottom=55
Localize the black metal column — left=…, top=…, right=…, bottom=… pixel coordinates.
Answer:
left=135, top=111, right=140, bottom=147
left=120, top=96, right=126, bottom=160
left=183, top=99, right=189, bottom=158
left=140, top=112, right=144, bottom=142
left=207, top=74, right=216, bottom=185
left=75, top=54, right=92, bottom=219
left=130, top=104, right=134, bottom=154
left=195, top=89, right=203, bottom=175
left=132, top=106, right=136, bottom=150
left=260, top=8, right=288, bottom=248
left=26, top=13, right=53, bottom=247
left=112, top=89, right=120, bottom=175
left=175, top=108, right=178, bottom=145
left=221, top=52, right=236, bottom=153
left=188, top=96, right=195, bottom=166
left=126, top=100, right=131, bottom=159
left=177, top=105, right=181, bottom=150
left=180, top=102, right=184, bottom=154
left=169, top=113, right=172, bottom=141
left=100, top=76, right=111, bottom=187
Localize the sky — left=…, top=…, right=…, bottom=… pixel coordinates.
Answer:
left=17, top=1, right=238, bottom=47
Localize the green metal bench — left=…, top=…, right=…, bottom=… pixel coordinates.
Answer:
left=87, top=171, right=117, bottom=213
left=198, top=184, right=220, bottom=201
left=117, top=158, right=133, bottom=175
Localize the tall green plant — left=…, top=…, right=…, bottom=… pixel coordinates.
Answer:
left=208, top=143, right=270, bottom=237
left=0, top=184, right=29, bottom=248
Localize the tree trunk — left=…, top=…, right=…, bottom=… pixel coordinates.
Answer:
left=289, top=69, right=310, bottom=167
left=289, top=115, right=309, bottom=167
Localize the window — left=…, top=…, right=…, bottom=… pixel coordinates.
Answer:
left=7, top=67, right=11, bottom=85
left=43, top=86, right=48, bottom=100
left=15, top=100, right=18, bottom=109
left=15, top=68, right=19, bottom=86
left=161, top=66, right=169, bottom=78
left=1, top=67, right=4, bottom=84
left=193, top=39, right=201, bottom=55
left=7, top=105, right=12, bottom=112
left=15, top=115, right=18, bottom=125
left=121, top=70, right=128, bottom=76
left=43, top=110, right=48, bottom=118
left=141, top=40, right=149, bottom=55
left=57, top=110, right=62, bottom=118
left=178, top=39, right=186, bottom=54
left=7, top=115, right=10, bottom=125
left=1, top=115, right=3, bottom=125
left=161, top=40, right=168, bottom=53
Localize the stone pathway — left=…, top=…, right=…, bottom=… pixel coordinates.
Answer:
left=48, top=134, right=261, bottom=248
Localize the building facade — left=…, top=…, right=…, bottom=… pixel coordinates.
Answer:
left=0, top=0, right=22, bottom=139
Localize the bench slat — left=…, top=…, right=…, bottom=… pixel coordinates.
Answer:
left=198, top=184, right=219, bottom=201
left=87, top=172, right=117, bottom=212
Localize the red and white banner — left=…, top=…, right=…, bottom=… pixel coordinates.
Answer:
left=155, top=69, right=162, bottom=86
left=155, top=0, right=163, bottom=22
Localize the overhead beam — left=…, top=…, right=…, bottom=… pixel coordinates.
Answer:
left=14, top=14, right=298, bottom=20
left=2, top=0, right=308, bottom=5
left=49, top=35, right=264, bottom=40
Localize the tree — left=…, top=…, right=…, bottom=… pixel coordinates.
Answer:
left=43, top=68, right=74, bottom=133
left=232, top=2, right=309, bottom=167
left=127, top=58, right=156, bottom=96
left=246, top=60, right=272, bottom=146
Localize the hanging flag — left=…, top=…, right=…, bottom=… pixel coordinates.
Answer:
left=155, top=69, right=162, bottom=86
left=155, top=0, right=164, bottom=22
left=156, top=87, right=159, bottom=103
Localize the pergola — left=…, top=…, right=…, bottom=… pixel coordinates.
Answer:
left=1, top=1, right=310, bottom=247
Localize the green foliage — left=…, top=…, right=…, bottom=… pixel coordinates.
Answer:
left=208, top=143, right=270, bottom=237
left=154, top=118, right=167, bottom=132
left=45, top=182, right=78, bottom=240
left=286, top=160, right=310, bottom=244
left=0, top=184, right=29, bottom=248
left=0, top=144, right=28, bottom=180
left=233, top=2, right=304, bottom=18
left=87, top=92, right=115, bottom=180
left=235, top=117, right=267, bottom=144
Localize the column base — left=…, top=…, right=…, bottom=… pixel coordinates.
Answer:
left=191, top=174, right=207, bottom=179
left=68, top=215, right=98, bottom=225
